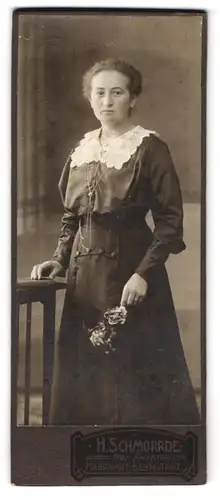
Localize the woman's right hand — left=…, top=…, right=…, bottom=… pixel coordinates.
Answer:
left=30, top=260, right=64, bottom=280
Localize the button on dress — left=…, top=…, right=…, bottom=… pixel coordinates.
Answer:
left=49, top=126, right=200, bottom=425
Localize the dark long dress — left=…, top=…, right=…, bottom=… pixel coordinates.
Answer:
left=49, top=127, right=200, bottom=425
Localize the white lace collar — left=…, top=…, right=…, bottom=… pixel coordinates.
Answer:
left=70, top=125, right=158, bottom=170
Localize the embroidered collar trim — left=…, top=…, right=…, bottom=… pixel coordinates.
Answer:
left=70, top=125, right=159, bottom=170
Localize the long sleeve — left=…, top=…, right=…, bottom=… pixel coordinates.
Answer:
left=136, top=135, right=186, bottom=281
left=52, top=152, right=79, bottom=270
left=52, top=208, right=79, bottom=270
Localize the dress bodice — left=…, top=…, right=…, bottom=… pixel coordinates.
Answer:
left=60, top=126, right=158, bottom=216
left=53, top=126, right=186, bottom=277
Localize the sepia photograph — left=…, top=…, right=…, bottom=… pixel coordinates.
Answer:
left=12, top=9, right=206, bottom=485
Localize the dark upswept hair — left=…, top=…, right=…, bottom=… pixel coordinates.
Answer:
left=82, top=58, right=142, bottom=101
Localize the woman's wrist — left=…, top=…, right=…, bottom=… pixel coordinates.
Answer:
left=135, top=271, right=148, bottom=284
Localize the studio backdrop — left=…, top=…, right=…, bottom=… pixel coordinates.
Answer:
left=16, top=12, right=202, bottom=424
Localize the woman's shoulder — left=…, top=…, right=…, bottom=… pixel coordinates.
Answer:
left=139, top=128, right=173, bottom=163
left=137, top=126, right=169, bottom=149
left=77, top=128, right=101, bottom=146
left=134, top=125, right=159, bottom=138
left=68, top=128, right=101, bottom=168
left=69, top=128, right=101, bottom=154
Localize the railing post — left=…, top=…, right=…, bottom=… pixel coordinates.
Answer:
left=11, top=303, right=20, bottom=427
left=42, top=291, right=56, bottom=426
left=24, top=302, right=32, bottom=425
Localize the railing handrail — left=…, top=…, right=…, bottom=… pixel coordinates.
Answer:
left=16, top=277, right=67, bottom=291
left=16, top=277, right=67, bottom=305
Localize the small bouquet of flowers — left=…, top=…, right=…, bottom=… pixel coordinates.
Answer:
left=88, top=305, right=127, bottom=354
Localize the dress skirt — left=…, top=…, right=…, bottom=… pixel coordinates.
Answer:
left=49, top=221, right=200, bottom=425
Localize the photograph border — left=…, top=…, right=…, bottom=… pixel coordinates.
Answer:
left=11, top=7, right=207, bottom=486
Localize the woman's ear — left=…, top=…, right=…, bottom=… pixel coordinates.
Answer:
left=89, top=98, right=94, bottom=110
left=130, top=96, right=137, bottom=109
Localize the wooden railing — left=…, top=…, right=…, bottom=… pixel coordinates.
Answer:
left=15, top=278, right=67, bottom=425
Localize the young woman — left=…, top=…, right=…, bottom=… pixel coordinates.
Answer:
left=31, top=59, right=200, bottom=425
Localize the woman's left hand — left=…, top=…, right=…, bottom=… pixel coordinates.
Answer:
left=120, top=273, right=148, bottom=307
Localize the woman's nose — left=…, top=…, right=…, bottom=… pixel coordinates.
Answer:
left=103, top=93, right=113, bottom=107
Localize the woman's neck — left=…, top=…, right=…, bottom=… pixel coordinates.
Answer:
left=100, top=121, right=135, bottom=139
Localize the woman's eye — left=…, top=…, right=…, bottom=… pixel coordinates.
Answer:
left=113, top=91, right=123, bottom=96
left=97, top=91, right=105, bottom=96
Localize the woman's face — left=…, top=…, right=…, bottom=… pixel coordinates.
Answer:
left=89, top=70, right=136, bottom=126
